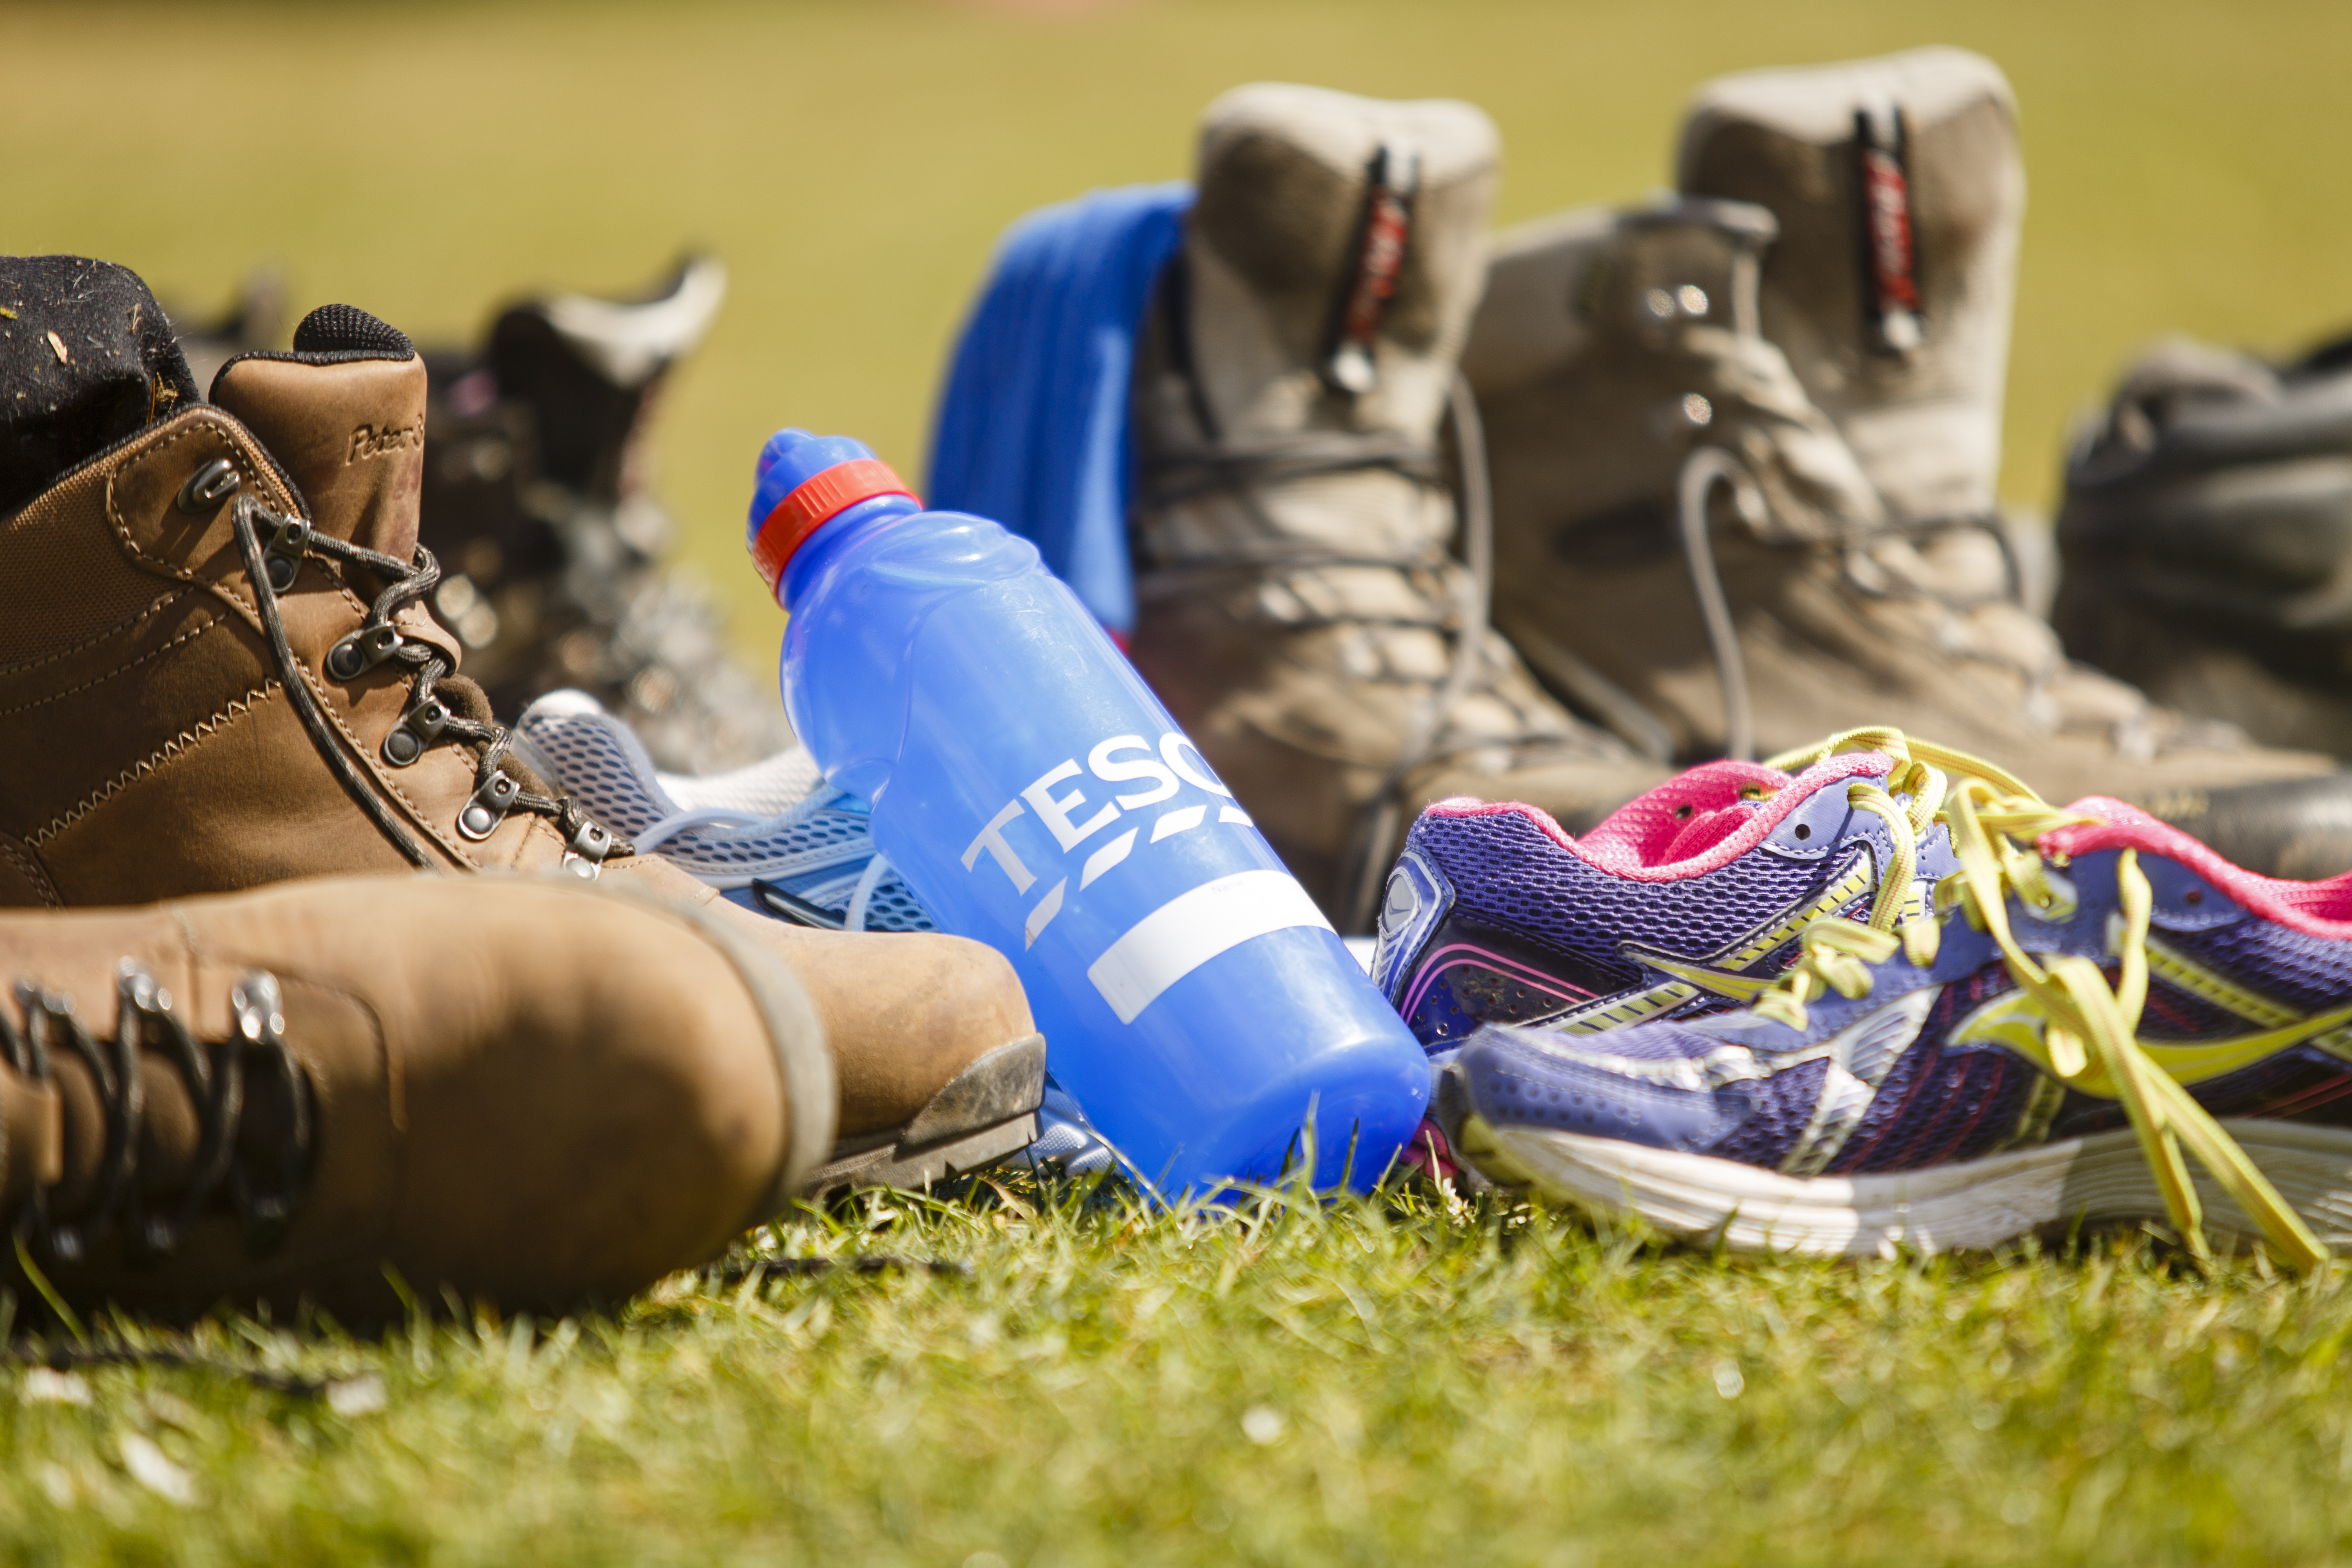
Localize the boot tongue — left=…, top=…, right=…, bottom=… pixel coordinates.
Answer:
left=210, top=304, right=425, bottom=561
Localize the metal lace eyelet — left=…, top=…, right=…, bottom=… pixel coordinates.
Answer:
left=261, top=518, right=311, bottom=592
left=457, top=770, right=520, bottom=841
left=381, top=697, right=450, bottom=767
left=561, top=819, right=615, bottom=879
left=326, top=626, right=404, bottom=682
left=174, top=457, right=242, bottom=515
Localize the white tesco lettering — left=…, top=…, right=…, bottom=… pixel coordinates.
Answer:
left=1160, top=733, right=1232, bottom=797
left=1087, top=735, right=1179, bottom=806
left=1020, top=760, right=1122, bottom=851
left=960, top=799, right=1036, bottom=893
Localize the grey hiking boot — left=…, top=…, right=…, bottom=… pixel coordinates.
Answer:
left=1123, top=82, right=1665, bottom=930
left=1466, top=59, right=2352, bottom=879
left=1677, top=46, right=2023, bottom=526
left=416, top=255, right=792, bottom=773
left=2055, top=330, right=2352, bottom=761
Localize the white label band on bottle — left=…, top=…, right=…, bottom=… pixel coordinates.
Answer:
left=1085, top=870, right=1335, bottom=1025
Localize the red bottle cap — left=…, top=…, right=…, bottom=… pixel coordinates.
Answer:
left=749, top=458, right=918, bottom=597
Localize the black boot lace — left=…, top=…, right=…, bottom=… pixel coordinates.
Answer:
left=3, top=965, right=313, bottom=1265
left=179, top=463, right=629, bottom=873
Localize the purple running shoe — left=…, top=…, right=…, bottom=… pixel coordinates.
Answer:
left=1374, top=745, right=1969, bottom=1063
left=1434, top=747, right=2347, bottom=1265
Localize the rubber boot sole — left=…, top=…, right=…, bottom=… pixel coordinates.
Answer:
left=800, top=1033, right=1048, bottom=1194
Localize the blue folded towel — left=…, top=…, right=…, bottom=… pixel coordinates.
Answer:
left=925, top=182, right=1193, bottom=634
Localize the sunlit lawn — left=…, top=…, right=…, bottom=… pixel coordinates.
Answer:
left=9, top=3, right=2352, bottom=1560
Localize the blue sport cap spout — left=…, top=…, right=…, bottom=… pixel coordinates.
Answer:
left=747, top=428, right=920, bottom=599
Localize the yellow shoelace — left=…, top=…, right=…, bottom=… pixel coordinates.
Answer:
left=1751, top=727, right=2327, bottom=1269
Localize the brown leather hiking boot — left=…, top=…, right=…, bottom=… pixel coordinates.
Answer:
left=1466, top=58, right=2352, bottom=880
left=0, top=872, right=832, bottom=1325
left=1124, top=84, right=1665, bottom=930
left=0, top=273, right=1042, bottom=1185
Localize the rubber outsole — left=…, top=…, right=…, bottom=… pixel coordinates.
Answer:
left=1453, top=1110, right=2352, bottom=1258
left=801, top=1033, right=1047, bottom=1194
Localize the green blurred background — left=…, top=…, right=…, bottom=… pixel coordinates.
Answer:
left=9, top=0, right=2351, bottom=667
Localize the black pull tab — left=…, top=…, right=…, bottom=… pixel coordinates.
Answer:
left=1854, top=103, right=1922, bottom=355
left=1321, top=143, right=1421, bottom=396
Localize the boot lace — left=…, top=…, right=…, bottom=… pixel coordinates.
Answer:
left=1751, top=726, right=2326, bottom=1268
left=212, top=481, right=628, bottom=873
left=1674, top=445, right=2030, bottom=761
left=4, top=965, right=314, bottom=1267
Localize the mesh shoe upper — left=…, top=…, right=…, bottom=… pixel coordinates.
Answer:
left=513, top=689, right=934, bottom=932
left=1373, top=748, right=1950, bottom=1052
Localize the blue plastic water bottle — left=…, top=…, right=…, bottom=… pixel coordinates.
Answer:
left=747, top=430, right=1428, bottom=1194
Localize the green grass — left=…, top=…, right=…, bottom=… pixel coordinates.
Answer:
left=12, top=4, right=2352, bottom=1558
left=7, top=1177, right=2352, bottom=1564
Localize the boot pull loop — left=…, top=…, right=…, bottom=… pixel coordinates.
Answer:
left=174, top=457, right=243, bottom=515
left=1321, top=142, right=1420, bottom=398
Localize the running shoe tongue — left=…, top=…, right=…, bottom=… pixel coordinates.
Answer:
left=209, top=304, right=425, bottom=561
left=1657, top=798, right=1763, bottom=864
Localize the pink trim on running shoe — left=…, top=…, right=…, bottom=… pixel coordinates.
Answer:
left=2043, top=799, right=2352, bottom=938
left=1422, top=752, right=1893, bottom=882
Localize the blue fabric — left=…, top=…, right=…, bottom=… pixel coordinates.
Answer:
left=925, top=182, right=1194, bottom=633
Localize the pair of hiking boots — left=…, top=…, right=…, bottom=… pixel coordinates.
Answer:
left=0, top=258, right=1045, bottom=1324
left=1115, top=54, right=2352, bottom=926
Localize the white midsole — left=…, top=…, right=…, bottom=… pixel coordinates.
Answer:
left=1460, top=1116, right=2352, bottom=1257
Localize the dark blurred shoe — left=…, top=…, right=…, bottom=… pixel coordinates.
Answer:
left=1468, top=51, right=2352, bottom=880
left=1124, top=83, right=1665, bottom=930
left=2057, top=331, right=2352, bottom=762
left=418, top=254, right=791, bottom=772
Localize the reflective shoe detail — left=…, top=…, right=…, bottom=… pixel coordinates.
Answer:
left=514, top=690, right=935, bottom=932
left=1368, top=848, right=1453, bottom=1000
left=1440, top=733, right=2352, bottom=1265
